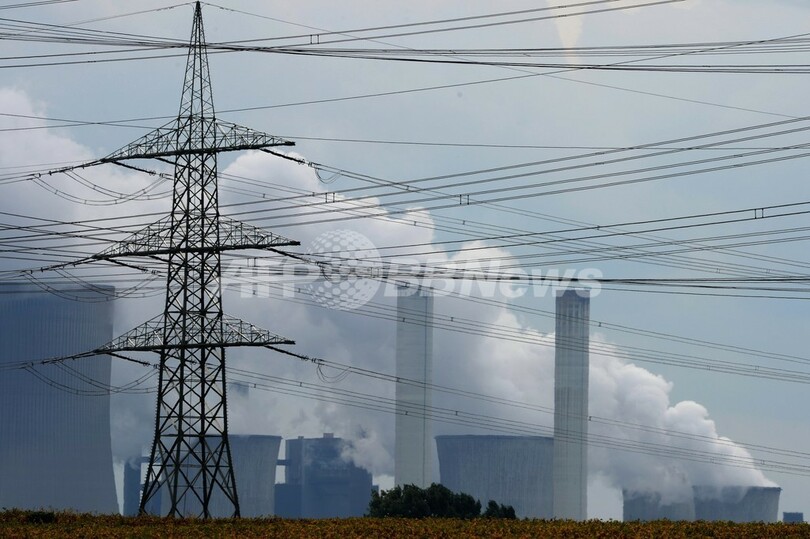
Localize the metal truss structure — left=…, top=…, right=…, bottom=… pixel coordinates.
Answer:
left=89, top=2, right=298, bottom=517
left=91, top=216, right=296, bottom=259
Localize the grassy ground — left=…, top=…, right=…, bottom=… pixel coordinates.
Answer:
left=2, top=511, right=810, bottom=538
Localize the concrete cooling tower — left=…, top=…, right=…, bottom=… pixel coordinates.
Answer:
left=623, top=490, right=696, bottom=522
left=436, top=435, right=554, bottom=518
left=217, top=435, right=281, bottom=517
left=0, top=285, right=117, bottom=513
left=693, top=486, right=781, bottom=523
left=623, top=486, right=781, bottom=522
left=141, top=434, right=282, bottom=517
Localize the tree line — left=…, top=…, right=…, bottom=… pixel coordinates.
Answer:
left=368, top=483, right=516, bottom=519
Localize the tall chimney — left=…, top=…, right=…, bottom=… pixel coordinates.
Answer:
left=394, top=284, right=433, bottom=488
left=553, top=289, right=590, bottom=519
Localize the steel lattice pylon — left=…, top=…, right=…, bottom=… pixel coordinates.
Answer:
left=89, top=2, right=298, bottom=517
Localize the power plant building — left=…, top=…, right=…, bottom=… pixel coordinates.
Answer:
left=784, top=512, right=804, bottom=524
left=553, top=289, right=590, bottom=520
left=0, top=285, right=118, bottom=513
left=395, top=285, right=433, bottom=488
left=123, top=457, right=146, bottom=516
left=436, top=435, right=554, bottom=518
left=276, top=433, right=372, bottom=518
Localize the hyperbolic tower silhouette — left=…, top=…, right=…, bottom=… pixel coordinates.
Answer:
left=89, top=2, right=298, bottom=517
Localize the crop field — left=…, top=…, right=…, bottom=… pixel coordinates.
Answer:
left=2, top=512, right=810, bottom=538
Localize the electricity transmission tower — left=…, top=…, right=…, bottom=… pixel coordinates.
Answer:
left=90, top=2, right=298, bottom=517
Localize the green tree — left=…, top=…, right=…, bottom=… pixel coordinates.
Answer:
left=369, top=483, right=516, bottom=519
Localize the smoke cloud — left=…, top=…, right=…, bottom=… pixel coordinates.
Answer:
left=588, top=338, right=776, bottom=504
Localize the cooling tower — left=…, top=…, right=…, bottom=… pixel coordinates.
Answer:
left=693, top=486, right=781, bottom=523
left=623, top=490, right=696, bottom=522
left=218, top=435, right=281, bottom=517
left=146, top=434, right=281, bottom=518
left=436, top=435, right=554, bottom=518
left=395, top=285, right=433, bottom=488
left=553, top=289, right=590, bottom=520
left=623, top=485, right=781, bottom=523
left=149, top=434, right=282, bottom=517
left=0, top=285, right=117, bottom=513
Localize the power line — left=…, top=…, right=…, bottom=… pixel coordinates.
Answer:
left=15, top=348, right=808, bottom=476
left=0, top=0, right=78, bottom=10
left=204, top=0, right=638, bottom=45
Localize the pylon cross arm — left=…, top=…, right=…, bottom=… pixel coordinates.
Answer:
left=96, top=315, right=164, bottom=352
left=99, top=120, right=294, bottom=163
left=220, top=316, right=295, bottom=347
left=95, top=314, right=294, bottom=354
left=217, top=216, right=300, bottom=251
left=215, top=120, right=295, bottom=150
left=91, top=217, right=173, bottom=260
left=91, top=216, right=299, bottom=260
left=100, top=121, right=178, bottom=162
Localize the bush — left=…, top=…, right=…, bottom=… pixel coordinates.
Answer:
left=25, top=511, right=57, bottom=524
left=483, top=500, right=517, bottom=519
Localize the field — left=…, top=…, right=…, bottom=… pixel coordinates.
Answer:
left=2, top=512, right=810, bottom=538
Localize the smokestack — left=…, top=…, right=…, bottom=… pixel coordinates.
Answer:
left=394, top=284, right=433, bottom=488
left=553, top=289, right=590, bottom=520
